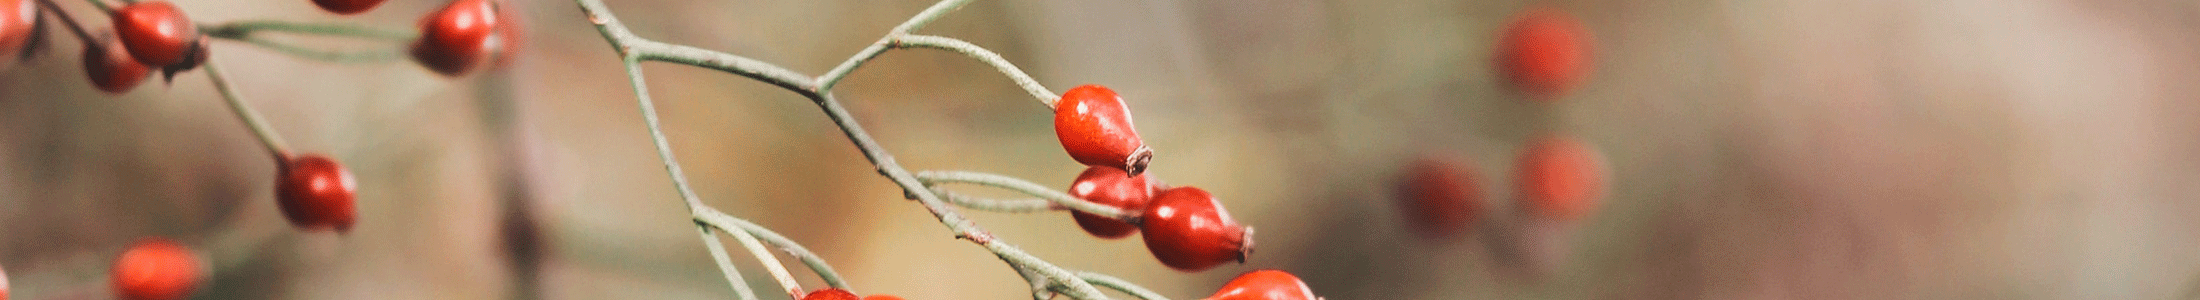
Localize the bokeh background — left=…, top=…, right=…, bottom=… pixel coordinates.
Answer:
left=5, top=0, right=2200, bottom=299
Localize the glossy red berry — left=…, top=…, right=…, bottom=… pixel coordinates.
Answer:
left=1139, top=187, right=1250, bottom=272
left=411, top=0, right=499, bottom=76
left=312, top=0, right=384, bottom=15
left=1203, top=270, right=1317, bottom=300
left=278, top=154, right=358, bottom=232
left=0, top=0, right=34, bottom=64
left=1395, top=153, right=1483, bottom=240
left=112, top=1, right=199, bottom=68
left=1068, top=166, right=1155, bottom=239
left=112, top=238, right=200, bottom=300
left=801, top=289, right=859, bottom=300
left=1054, top=84, right=1154, bottom=176
left=1515, top=135, right=1605, bottom=221
left=1494, top=6, right=1593, bottom=101
left=83, top=32, right=153, bottom=94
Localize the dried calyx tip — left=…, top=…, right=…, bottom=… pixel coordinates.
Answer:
left=1124, top=146, right=1154, bottom=177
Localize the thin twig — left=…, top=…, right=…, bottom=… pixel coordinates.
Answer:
left=36, top=0, right=96, bottom=44
left=1079, top=272, right=1172, bottom=300
left=931, top=188, right=1061, bottom=213
left=891, top=35, right=1057, bottom=108
left=213, top=35, right=403, bottom=63
left=77, top=0, right=111, bottom=14
left=814, top=0, right=978, bottom=91
left=615, top=54, right=803, bottom=298
left=695, top=206, right=853, bottom=291
left=202, top=20, right=417, bottom=42
left=915, top=170, right=1135, bottom=221
left=203, top=61, right=294, bottom=160
left=695, top=225, right=762, bottom=300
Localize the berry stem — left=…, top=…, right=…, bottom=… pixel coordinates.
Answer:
left=211, top=35, right=402, bottom=63
left=888, top=34, right=1056, bottom=108
left=75, top=0, right=110, bottom=13
left=34, top=0, right=96, bottom=45
left=914, top=170, right=1137, bottom=221
left=1077, top=272, right=1172, bottom=300
left=694, top=224, right=762, bottom=300
left=203, top=61, right=294, bottom=160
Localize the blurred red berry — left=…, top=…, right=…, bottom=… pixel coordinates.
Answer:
left=112, top=238, right=200, bottom=300
left=1140, top=187, right=1250, bottom=272
left=1, top=263, right=10, bottom=300
left=411, top=0, right=499, bottom=76
left=1068, top=166, right=1156, bottom=239
left=312, top=0, right=385, bottom=15
left=0, top=0, right=34, bottom=65
left=1054, top=84, right=1153, bottom=176
left=861, top=295, right=904, bottom=300
left=801, top=288, right=859, bottom=300
left=278, top=154, right=358, bottom=232
left=1395, top=153, right=1483, bottom=240
left=1515, top=135, right=1605, bottom=221
left=83, top=32, right=152, bottom=94
left=1494, top=5, right=1593, bottom=100
left=1203, top=270, right=1318, bottom=300
left=111, top=1, right=199, bottom=68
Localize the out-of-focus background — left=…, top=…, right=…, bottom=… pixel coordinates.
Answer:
left=5, top=0, right=2200, bottom=299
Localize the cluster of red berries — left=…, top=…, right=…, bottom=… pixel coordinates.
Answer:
left=1394, top=5, right=1608, bottom=239
left=1053, top=85, right=1253, bottom=272
left=0, top=0, right=511, bottom=94
left=1203, top=270, right=1319, bottom=300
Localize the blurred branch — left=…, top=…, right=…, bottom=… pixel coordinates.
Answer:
left=204, top=61, right=293, bottom=160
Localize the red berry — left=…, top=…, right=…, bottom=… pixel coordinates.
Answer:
left=83, top=32, right=152, bottom=94
left=1139, top=187, right=1249, bottom=272
left=861, top=295, right=905, bottom=300
left=1515, top=135, right=1605, bottom=221
left=1054, top=84, right=1154, bottom=176
left=278, top=154, right=358, bottom=232
left=1068, top=166, right=1155, bottom=239
left=111, top=1, right=199, bottom=68
left=112, top=238, right=200, bottom=300
left=1203, top=270, right=1317, bottom=300
left=411, top=0, right=499, bottom=76
left=800, top=289, right=859, bottom=300
left=1494, top=6, right=1592, bottom=100
left=0, top=0, right=34, bottom=64
left=1395, top=153, right=1483, bottom=239
left=312, top=0, right=384, bottom=15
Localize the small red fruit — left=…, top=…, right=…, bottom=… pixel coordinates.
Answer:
left=1395, top=154, right=1483, bottom=239
left=1, top=263, right=10, bottom=300
left=800, top=289, right=859, bottom=300
left=83, top=32, right=153, bottom=94
left=1494, top=5, right=1593, bottom=100
left=312, top=0, right=385, bottom=15
left=1139, top=187, right=1250, bottom=272
left=111, top=1, right=199, bottom=68
left=861, top=295, right=905, bottom=300
left=1054, top=84, right=1154, bottom=176
left=277, top=154, right=359, bottom=232
left=411, top=0, right=500, bottom=76
left=112, top=238, right=201, bottom=300
left=1068, top=166, right=1155, bottom=239
left=1203, top=270, right=1318, bottom=300
left=0, top=0, right=34, bottom=63
left=1515, top=135, right=1605, bottom=221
